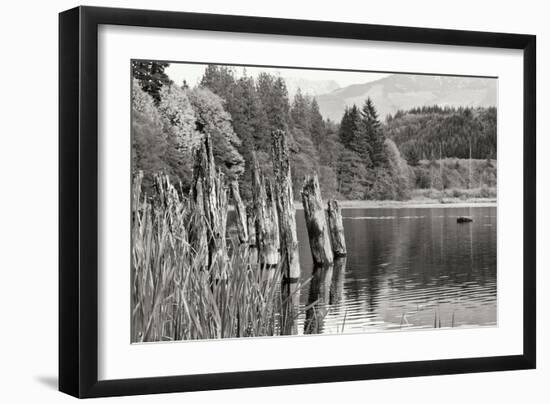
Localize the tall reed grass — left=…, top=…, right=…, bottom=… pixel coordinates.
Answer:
left=131, top=171, right=301, bottom=342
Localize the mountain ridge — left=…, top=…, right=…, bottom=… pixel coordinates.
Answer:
left=284, top=77, right=340, bottom=99
left=314, top=74, right=497, bottom=122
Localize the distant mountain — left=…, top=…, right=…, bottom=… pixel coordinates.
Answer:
left=315, top=74, right=497, bottom=122
left=283, top=77, right=340, bottom=99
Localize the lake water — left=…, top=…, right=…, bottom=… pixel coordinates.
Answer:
left=287, top=205, right=497, bottom=335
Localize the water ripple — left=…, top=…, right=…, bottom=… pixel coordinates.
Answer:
left=291, top=206, right=497, bottom=335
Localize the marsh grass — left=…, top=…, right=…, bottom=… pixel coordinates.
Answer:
left=131, top=172, right=307, bottom=342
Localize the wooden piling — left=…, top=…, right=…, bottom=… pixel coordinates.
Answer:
left=191, top=134, right=228, bottom=273
left=271, top=130, right=301, bottom=279
left=327, top=199, right=347, bottom=257
left=246, top=205, right=258, bottom=265
left=266, top=181, right=280, bottom=254
left=301, top=174, right=334, bottom=266
left=246, top=205, right=256, bottom=247
left=189, top=176, right=208, bottom=257
left=230, top=180, right=248, bottom=244
left=251, top=153, right=279, bottom=267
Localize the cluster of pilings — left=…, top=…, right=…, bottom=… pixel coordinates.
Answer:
left=299, top=173, right=348, bottom=333
left=301, top=174, right=346, bottom=267
left=132, top=129, right=348, bottom=341
left=194, top=129, right=346, bottom=282
left=226, top=130, right=346, bottom=279
left=188, top=129, right=348, bottom=334
left=230, top=129, right=302, bottom=279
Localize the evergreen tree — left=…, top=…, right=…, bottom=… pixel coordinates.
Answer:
left=290, top=126, right=320, bottom=195
left=132, top=61, right=172, bottom=103
left=360, top=97, right=387, bottom=167
left=257, top=73, right=290, bottom=134
left=288, top=90, right=328, bottom=194
left=290, top=90, right=311, bottom=135
left=336, top=149, right=369, bottom=199
left=290, top=91, right=326, bottom=151
left=309, top=98, right=326, bottom=149
left=338, top=105, right=361, bottom=148
left=199, top=65, right=237, bottom=105
left=339, top=101, right=378, bottom=168
left=231, top=75, right=270, bottom=198
left=319, top=120, right=343, bottom=169
left=232, top=76, right=269, bottom=152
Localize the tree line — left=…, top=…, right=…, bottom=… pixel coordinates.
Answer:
left=132, top=61, right=497, bottom=201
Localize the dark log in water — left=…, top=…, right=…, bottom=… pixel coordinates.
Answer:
left=301, top=174, right=334, bottom=266
left=327, top=199, right=347, bottom=257
left=271, top=130, right=301, bottom=279
left=457, top=216, right=474, bottom=223
left=230, top=180, right=248, bottom=244
left=251, top=152, right=279, bottom=267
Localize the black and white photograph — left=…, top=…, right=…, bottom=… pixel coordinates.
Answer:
left=131, top=61, right=497, bottom=343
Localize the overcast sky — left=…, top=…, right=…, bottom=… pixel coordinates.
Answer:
left=165, top=62, right=389, bottom=91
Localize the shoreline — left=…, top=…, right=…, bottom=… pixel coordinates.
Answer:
left=228, top=198, right=497, bottom=211
left=293, top=198, right=497, bottom=210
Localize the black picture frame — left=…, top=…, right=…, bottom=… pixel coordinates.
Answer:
left=59, top=5, right=536, bottom=398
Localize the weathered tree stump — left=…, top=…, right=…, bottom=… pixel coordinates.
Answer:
left=189, top=178, right=208, bottom=257
left=327, top=199, right=347, bottom=257
left=191, top=134, right=228, bottom=274
left=230, top=180, right=248, bottom=244
left=251, top=153, right=279, bottom=267
left=271, top=130, right=301, bottom=279
left=246, top=205, right=256, bottom=247
left=301, top=174, right=334, bottom=266
left=246, top=206, right=258, bottom=265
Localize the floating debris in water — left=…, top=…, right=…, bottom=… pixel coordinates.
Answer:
left=457, top=216, right=473, bottom=223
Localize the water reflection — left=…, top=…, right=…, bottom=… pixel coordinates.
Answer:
left=329, top=257, right=346, bottom=306
left=293, top=206, right=497, bottom=334
left=304, top=264, right=333, bottom=334
left=280, top=280, right=300, bottom=336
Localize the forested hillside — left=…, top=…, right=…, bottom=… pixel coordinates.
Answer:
left=385, top=105, right=497, bottom=164
left=132, top=62, right=497, bottom=202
